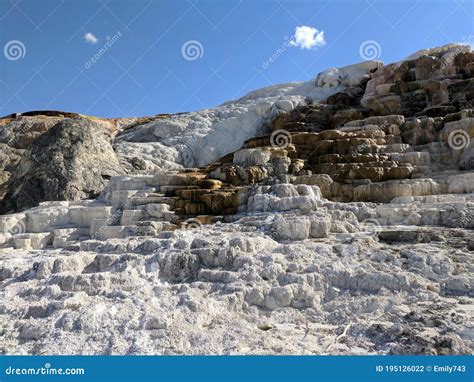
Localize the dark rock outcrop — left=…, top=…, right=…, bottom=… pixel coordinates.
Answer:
left=0, top=143, right=23, bottom=200
left=0, top=118, right=125, bottom=213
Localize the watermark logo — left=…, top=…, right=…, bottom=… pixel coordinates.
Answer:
left=359, top=40, right=381, bottom=60
left=4, top=40, right=26, bottom=61
left=448, top=129, right=470, bottom=150
left=5, top=363, right=84, bottom=376
left=270, top=129, right=292, bottom=149
left=84, top=31, right=122, bottom=70
left=181, top=218, right=202, bottom=230
left=9, top=220, right=26, bottom=235
left=7, top=123, right=30, bottom=147
left=361, top=218, right=382, bottom=233
left=95, top=209, right=123, bottom=240
left=262, top=35, right=292, bottom=70
left=439, top=36, right=474, bottom=69
left=181, top=40, right=204, bottom=61
left=355, top=142, right=370, bottom=154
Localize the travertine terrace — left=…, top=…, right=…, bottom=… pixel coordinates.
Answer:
left=0, top=44, right=472, bottom=355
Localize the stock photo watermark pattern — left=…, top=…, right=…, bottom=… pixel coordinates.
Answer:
left=8, top=220, right=26, bottom=235
left=262, top=36, right=292, bottom=70
left=448, top=129, right=471, bottom=150
left=261, top=25, right=326, bottom=70
left=5, top=363, right=84, bottom=376
left=84, top=31, right=123, bottom=70
left=94, top=208, right=123, bottom=240
left=0, top=0, right=473, bottom=377
left=359, top=40, right=382, bottom=60
left=181, top=218, right=203, bottom=230
left=270, top=129, right=292, bottom=149
left=181, top=40, right=204, bottom=61
left=1, top=356, right=471, bottom=381
left=3, top=40, right=26, bottom=61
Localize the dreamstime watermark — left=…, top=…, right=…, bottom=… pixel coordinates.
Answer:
left=181, top=218, right=202, bottom=230
left=7, top=123, right=29, bottom=147
left=181, top=40, right=204, bottom=61
left=262, top=35, right=293, bottom=70
left=361, top=218, right=383, bottom=233
left=95, top=208, right=123, bottom=240
left=84, top=31, right=122, bottom=70
left=180, top=135, right=199, bottom=165
left=355, top=142, right=370, bottom=154
left=3, top=40, right=26, bottom=61
left=8, top=220, right=26, bottom=235
left=359, top=40, right=381, bottom=60
left=461, top=34, right=474, bottom=44
left=270, top=129, right=292, bottom=149
left=5, top=363, right=84, bottom=376
left=440, top=36, right=474, bottom=68
left=448, top=129, right=470, bottom=150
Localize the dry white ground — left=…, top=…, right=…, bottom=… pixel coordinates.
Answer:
left=1, top=193, right=472, bottom=355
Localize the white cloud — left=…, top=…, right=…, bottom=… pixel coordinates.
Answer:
left=84, top=32, right=99, bottom=44
left=289, top=25, right=326, bottom=50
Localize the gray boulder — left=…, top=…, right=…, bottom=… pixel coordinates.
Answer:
left=0, top=118, right=125, bottom=213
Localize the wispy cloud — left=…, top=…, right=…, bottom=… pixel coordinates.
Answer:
left=83, top=32, right=99, bottom=44
left=289, top=25, right=326, bottom=50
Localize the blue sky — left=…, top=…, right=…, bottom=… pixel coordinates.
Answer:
left=1, top=0, right=473, bottom=118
